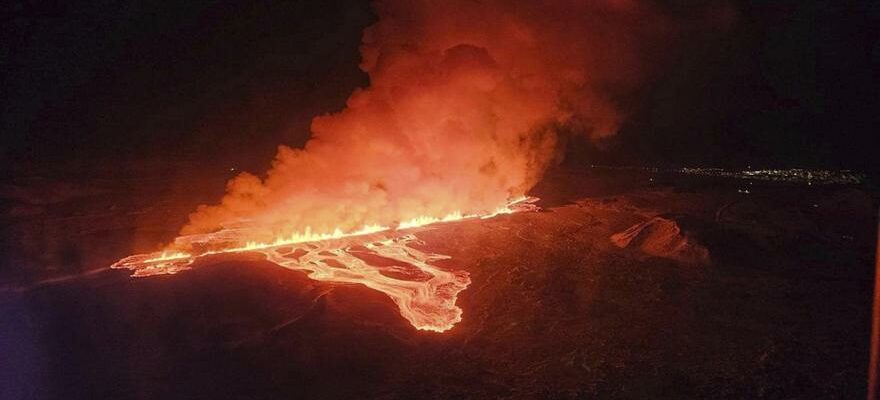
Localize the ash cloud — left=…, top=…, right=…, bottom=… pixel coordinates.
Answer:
left=180, top=0, right=733, bottom=240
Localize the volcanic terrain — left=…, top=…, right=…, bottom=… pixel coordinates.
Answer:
left=1, top=165, right=876, bottom=399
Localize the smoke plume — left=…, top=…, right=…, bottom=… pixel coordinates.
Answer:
left=179, top=0, right=731, bottom=242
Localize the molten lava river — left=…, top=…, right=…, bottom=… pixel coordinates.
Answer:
left=112, top=197, right=538, bottom=332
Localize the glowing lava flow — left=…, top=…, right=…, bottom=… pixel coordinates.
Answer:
left=112, top=197, right=538, bottom=332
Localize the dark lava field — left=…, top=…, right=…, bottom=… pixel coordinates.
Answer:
left=1, top=165, right=876, bottom=399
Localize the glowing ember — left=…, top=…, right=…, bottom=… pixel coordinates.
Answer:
left=112, top=197, right=538, bottom=332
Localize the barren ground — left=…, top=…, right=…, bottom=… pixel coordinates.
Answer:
left=1, top=165, right=876, bottom=399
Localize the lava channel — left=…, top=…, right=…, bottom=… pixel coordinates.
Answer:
left=111, top=197, right=538, bottom=332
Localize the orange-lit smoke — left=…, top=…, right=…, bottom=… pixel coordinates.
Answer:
left=178, top=0, right=711, bottom=244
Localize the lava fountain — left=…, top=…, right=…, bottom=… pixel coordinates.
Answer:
left=111, top=0, right=708, bottom=331
left=113, top=197, right=538, bottom=332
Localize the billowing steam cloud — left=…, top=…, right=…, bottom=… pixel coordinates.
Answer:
left=179, top=0, right=732, bottom=242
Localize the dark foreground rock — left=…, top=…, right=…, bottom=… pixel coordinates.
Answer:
left=0, top=166, right=876, bottom=399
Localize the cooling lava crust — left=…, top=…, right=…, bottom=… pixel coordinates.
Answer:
left=1, top=167, right=875, bottom=399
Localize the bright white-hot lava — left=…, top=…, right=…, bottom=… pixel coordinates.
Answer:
left=112, top=197, right=538, bottom=332
left=112, top=0, right=730, bottom=332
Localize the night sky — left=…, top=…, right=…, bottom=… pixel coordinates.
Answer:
left=2, top=0, right=878, bottom=176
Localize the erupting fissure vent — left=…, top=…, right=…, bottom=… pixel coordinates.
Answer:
left=112, top=197, right=538, bottom=332
left=109, top=0, right=713, bottom=332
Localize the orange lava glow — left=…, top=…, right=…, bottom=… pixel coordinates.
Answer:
left=110, top=0, right=703, bottom=332
left=112, top=197, right=538, bottom=332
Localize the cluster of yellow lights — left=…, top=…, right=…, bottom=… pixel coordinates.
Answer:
left=140, top=196, right=529, bottom=264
